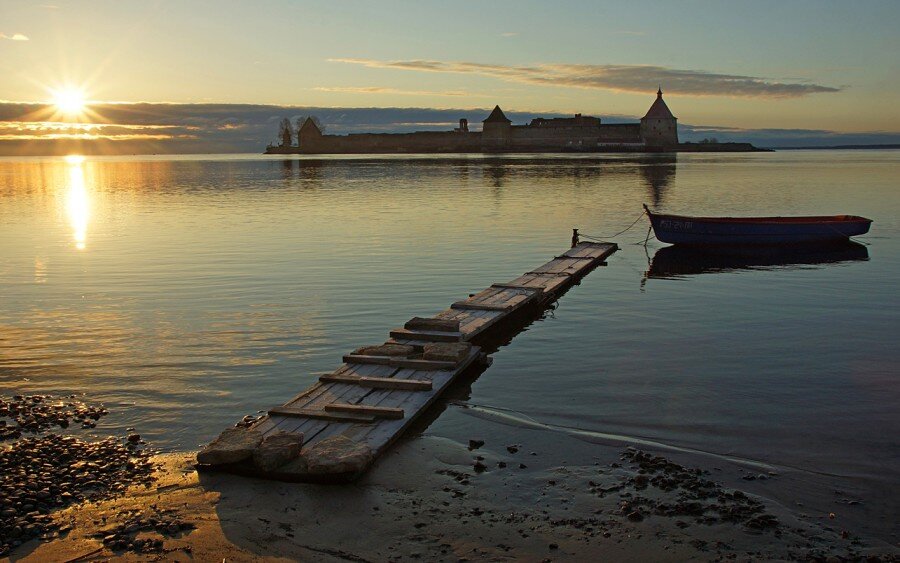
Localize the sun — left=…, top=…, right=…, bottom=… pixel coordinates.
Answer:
left=52, top=87, right=87, bottom=116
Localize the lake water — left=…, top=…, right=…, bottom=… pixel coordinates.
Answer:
left=1, top=152, right=897, bottom=541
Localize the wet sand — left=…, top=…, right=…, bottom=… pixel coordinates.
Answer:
left=7, top=433, right=898, bottom=562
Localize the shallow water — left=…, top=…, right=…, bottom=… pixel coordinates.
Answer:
left=1, top=152, right=897, bottom=538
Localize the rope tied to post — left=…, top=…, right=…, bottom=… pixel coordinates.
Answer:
left=575, top=209, right=648, bottom=244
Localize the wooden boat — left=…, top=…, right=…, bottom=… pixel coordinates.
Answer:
left=644, top=204, right=872, bottom=246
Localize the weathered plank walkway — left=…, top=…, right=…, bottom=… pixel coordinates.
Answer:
left=197, top=242, right=618, bottom=482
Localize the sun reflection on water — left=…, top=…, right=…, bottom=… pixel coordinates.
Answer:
left=64, top=155, right=89, bottom=250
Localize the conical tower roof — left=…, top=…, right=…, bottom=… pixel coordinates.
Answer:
left=299, top=117, right=321, bottom=134
left=483, top=105, right=511, bottom=123
left=642, top=88, right=676, bottom=120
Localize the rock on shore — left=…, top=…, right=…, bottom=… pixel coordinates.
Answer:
left=0, top=433, right=156, bottom=556
left=0, top=394, right=109, bottom=440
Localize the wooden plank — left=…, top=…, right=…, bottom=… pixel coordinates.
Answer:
left=342, top=354, right=458, bottom=370
left=405, top=317, right=460, bottom=332
left=530, top=258, right=580, bottom=274
left=387, top=338, right=433, bottom=347
left=388, top=328, right=463, bottom=342
left=451, top=285, right=540, bottom=313
left=319, top=374, right=432, bottom=391
left=267, top=407, right=376, bottom=423
left=450, top=301, right=512, bottom=312
left=491, top=283, right=543, bottom=292
left=325, top=403, right=405, bottom=420
left=455, top=309, right=504, bottom=338
left=524, top=270, right=573, bottom=277
left=562, top=245, right=595, bottom=259
left=496, top=288, right=541, bottom=308
left=344, top=348, right=481, bottom=447
left=262, top=363, right=395, bottom=435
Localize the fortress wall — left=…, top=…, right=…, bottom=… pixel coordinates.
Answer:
left=301, top=131, right=481, bottom=153
left=597, top=124, right=642, bottom=143
left=510, top=126, right=605, bottom=149
left=292, top=122, right=645, bottom=153
left=507, top=123, right=643, bottom=148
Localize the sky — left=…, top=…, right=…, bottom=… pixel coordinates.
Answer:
left=1, top=0, right=899, bottom=154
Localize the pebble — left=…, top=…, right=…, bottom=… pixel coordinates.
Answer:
left=0, top=394, right=109, bottom=440
left=94, top=510, right=187, bottom=555
left=235, top=414, right=260, bottom=428
left=0, top=403, right=156, bottom=556
left=619, top=448, right=781, bottom=531
left=468, top=439, right=485, bottom=451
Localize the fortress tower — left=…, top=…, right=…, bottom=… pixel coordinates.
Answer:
left=482, top=105, right=512, bottom=148
left=640, top=88, right=678, bottom=147
left=297, top=117, right=323, bottom=149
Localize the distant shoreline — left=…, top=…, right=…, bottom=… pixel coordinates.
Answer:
left=3, top=145, right=899, bottom=158
left=769, top=144, right=900, bottom=150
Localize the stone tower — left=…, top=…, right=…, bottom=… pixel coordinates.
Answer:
left=640, top=88, right=678, bottom=147
left=482, top=105, right=512, bottom=149
left=297, top=117, right=323, bottom=150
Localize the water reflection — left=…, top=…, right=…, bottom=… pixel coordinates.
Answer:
left=272, top=155, right=678, bottom=195
left=280, top=159, right=294, bottom=179
left=486, top=162, right=507, bottom=188
left=297, top=159, right=324, bottom=185
left=64, top=155, right=90, bottom=250
left=645, top=241, right=870, bottom=280
left=639, top=155, right=676, bottom=207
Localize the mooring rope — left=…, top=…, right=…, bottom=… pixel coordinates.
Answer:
left=578, top=209, right=648, bottom=243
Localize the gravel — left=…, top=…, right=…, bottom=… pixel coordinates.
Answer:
left=0, top=395, right=157, bottom=557
left=0, top=394, right=109, bottom=440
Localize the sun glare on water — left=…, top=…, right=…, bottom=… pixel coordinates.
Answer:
left=52, top=87, right=87, bottom=116
left=64, top=155, right=89, bottom=250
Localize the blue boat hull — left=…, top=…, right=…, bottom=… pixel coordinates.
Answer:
left=646, top=209, right=872, bottom=246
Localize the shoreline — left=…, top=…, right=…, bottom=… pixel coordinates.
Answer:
left=263, top=142, right=768, bottom=155
left=6, top=432, right=898, bottom=562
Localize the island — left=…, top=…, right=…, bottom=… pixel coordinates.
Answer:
left=266, top=89, right=765, bottom=154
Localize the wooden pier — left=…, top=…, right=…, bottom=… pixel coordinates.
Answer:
left=197, top=242, right=618, bottom=482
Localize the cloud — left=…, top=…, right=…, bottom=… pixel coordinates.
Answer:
left=329, top=58, right=840, bottom=99
left=314, top=86, right=472, bottom=97
left=1, top=33, right=30, bottom=41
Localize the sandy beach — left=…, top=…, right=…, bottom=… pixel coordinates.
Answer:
left=5, top=428, right=897, bottom=562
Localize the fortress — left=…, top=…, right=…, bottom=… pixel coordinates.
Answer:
left=267, top=89, right=755, bottom=154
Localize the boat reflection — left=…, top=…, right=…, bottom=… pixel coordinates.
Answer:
left=646, top=241, right=869, bottom=280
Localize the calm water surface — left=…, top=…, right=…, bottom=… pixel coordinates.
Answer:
left=1, top=152, right=897, bottom=536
